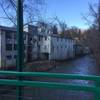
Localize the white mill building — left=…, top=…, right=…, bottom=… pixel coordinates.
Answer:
left=28, top=25, right=75, bottom=60
left=0, top=25, right=75, bottom=68
left=39, top=34, right=74, bottom=60
left=0, top=26, right=28, bottom=68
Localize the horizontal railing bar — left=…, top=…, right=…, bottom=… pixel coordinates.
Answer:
left=0, top=79, right=98, bottom=92
left=0, top=71, right=100, bottom=82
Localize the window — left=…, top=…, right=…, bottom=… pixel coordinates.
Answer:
left=39, top=36, right=41, bottom=41
left=24, top=45, right=26, bottom=50
left=6, top=44, right=12, bottom=51
left=23, top=35, right=26, bottom=40
left=6, top=55, right=12, bottom=60
left=14, top=55, right=17, bottom=59
left=45, top=37, right=47, bottom=40
left=14, top=34, right=17, bottom=39
left=14, top=44, right=17, bottom=50
left=57, top=38, right=59, bottom=41
left=30, top=37, right=32, bottom=41
left=5, top=31, right=12, bottom=39
left=44, top=45, right=47, bottom=50
left=52, top=45, right=54, bottom=52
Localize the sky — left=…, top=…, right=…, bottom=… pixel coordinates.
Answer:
left=0, top=0, right=98, bottom=29
left=45, top=0, right=97, bottom=29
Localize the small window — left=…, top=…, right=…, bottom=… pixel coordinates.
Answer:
left=14, top=34, right=17, bottom=39
left=14, top=44, right=17, bottom=50
left=44, top=45, right=47, bottom=50
left=5, top=31, right=12, bottom=39
left=23, top=35, right=26, bottom=40
left=52, top=45, right=54, bottom=52
left=14, top=55, right=17, bottom=59
left=6, top=55, right=12, bottom=60
left=45, top=37, right=47, bottom=40
left=6, top=44, right=12, bottom=51
left=39, top=36, right=41, bottom=41
left=24, top=45, right=25, bottom=49
left=30, top=37, right=32, bottom=41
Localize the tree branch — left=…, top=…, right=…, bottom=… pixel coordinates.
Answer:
left=0, top=1, right=16, bottom=26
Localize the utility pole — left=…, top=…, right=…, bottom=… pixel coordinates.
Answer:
left=17, top=0, right=23, bottom=100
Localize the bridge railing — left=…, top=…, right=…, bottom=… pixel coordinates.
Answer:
left=0, top=71, right=100, bottom=100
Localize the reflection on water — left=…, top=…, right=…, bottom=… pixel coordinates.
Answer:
left=30, top=55, right=97, bottom=100
left=0, top=55, right=98, bottom=100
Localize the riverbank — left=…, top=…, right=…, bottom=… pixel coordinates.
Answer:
left=0, top=55, right=92, bottom=72
left=0, top=55, right=97, bottom=100
left=0, top=60, right=56, bottom=72
left=25, top=60, right=56, bottom=72
left=24, top=55, right=90, bottom=72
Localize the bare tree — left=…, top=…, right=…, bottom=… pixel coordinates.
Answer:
left=83, top=0, right=100, bottom=31
left=0, top=0, right=45, bottom=26
left=53, top=17, right=68, bottom=34
left=82, top=0, right=100, bottom=66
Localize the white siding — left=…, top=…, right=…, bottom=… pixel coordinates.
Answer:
left=0, top=29, right=29, bottom=68
left=40, top=36, right=51, bottom=53
left=0, top=30, right=1, bottom=67
left=48, top=36, right=74, bottom=60
left=0, top=26, right=75, bottom=68
left=1, top=31, right=6, bottom=67
left=32, top=35, right=38, bottom=60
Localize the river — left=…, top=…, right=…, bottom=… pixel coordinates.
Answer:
left=26, top=55, right=98, bottom=100
left=0, top=55, right=99, bottom=100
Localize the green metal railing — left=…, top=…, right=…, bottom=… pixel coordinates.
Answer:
left=0, top=71, right=100, bottom=100
left=0, top=0, right=99, bottom=100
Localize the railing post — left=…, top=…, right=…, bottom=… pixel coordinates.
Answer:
left=95, top=82, right=100, bottom=100
left=17, top=0, right=23, bottom=100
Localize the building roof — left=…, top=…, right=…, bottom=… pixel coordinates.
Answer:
left=0, top=25, right=16, bottom=32
left=50, top=34, right=73, bottom=39
left=0, top=25, right=28, bottom=34
left=0, top=25, right=73, bottom=40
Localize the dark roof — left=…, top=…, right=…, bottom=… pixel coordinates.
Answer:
left=0, top=25, right=28, bottom=34
left=0, top=25, right=73, bottom=40
left=38, top=32, right=73, bottom=40
left=50, top=34, right=73, bottom=39
left=0, top=25, right=16, bottom=32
